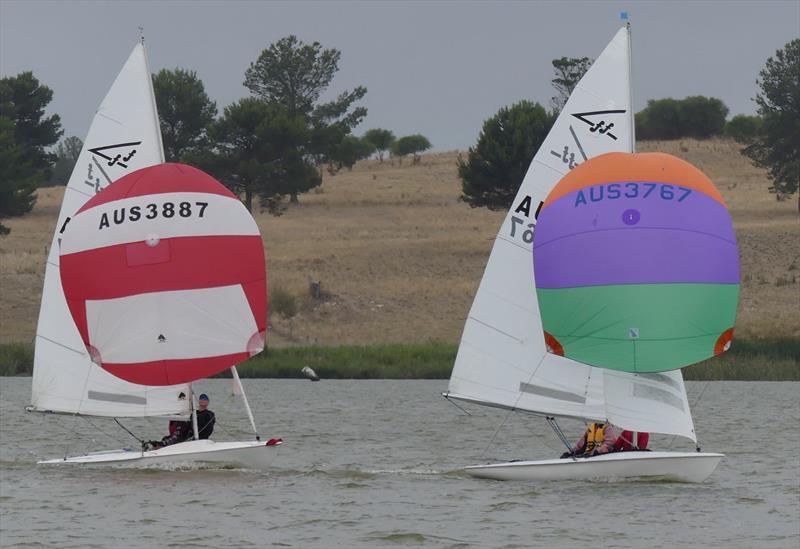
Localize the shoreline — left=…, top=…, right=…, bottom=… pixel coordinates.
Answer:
left=2, top=338, right=797, bottom=381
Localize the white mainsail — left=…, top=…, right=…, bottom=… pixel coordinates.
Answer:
left=446, top=26, right=696, bottom=441
left=30, top=42, right=191, bottom=417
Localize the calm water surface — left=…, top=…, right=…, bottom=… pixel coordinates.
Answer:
left=1, top=379, right=798, bottom=548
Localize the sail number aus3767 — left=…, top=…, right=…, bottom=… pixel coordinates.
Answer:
left=99, top=202, right=209, bottom=230
left=575, top=183, right=692, bottom=207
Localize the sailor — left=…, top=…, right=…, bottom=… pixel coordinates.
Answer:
left=195, top=393, right=216, bottom=440
left=560, top=422, right=617, bottom=458
left=147, top=393, right=215, bottom=450
left=149, top=420, right=191, bottom=449
left=613, top=430, right=650, bottom=452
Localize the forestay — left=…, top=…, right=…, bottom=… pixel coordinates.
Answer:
left=446, top=26, right=697, bottom=441
left=30, top=43, right=191, bottom=417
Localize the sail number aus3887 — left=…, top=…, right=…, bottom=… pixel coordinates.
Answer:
left=99, top=202, right=209, bottom=230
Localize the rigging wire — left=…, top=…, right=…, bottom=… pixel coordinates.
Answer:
left=113, top=418, right=146, bottom=448
left=479, top=352, right=548, bottom=459
left=668, top=379, right=712, bottom=452
left=79, top=415, right=130, bottom=447
left=444, top=396, right=472, bottom=416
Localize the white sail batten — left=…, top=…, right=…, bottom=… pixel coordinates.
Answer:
left=447, top=27, right=697, bottom=442
left=30, top=43, right=191, bottom=418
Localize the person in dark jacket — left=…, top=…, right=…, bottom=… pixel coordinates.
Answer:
left=148, top=394, right=215, bottom=450
left=195, top=393, right=215, bottom=439
left=149, top=420, right=191, bottom=449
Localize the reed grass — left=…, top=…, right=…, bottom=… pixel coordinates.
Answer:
left=235, top=342, right=457, bottom=379
left=2, top=338, right=797, bottom=380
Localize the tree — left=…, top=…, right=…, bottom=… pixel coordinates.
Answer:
left=195, top=98, right=319, bottom=213
left=677, top=96, right=728, bottom=138
left=636, top=98, right=681, bottom=140
left=329, top=135, right=375, bottom=171
left=742, top=39, right=800, bottom=211
left=391, top=134, right=431, bottom=165
left=0, top=71, right=62, bottom=178
left=724, top=115, right=762, bottom=143
left=551, top=57, right=593, bottom=110
left=244, top=35, right=367, bottom=201
left=459, top=101, right=556, bottom=210
left=46, top=135, right=84, bottom=186
left=0, top=116, right=38, bottom=235
left=636, top=96, right=728, bottom=140
left=153, top=68, right=217, bottom=162
left=363, top=128, right=395, bottom=162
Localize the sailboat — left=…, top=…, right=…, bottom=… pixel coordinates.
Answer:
left=444, top=24, right=735, bottom=482
left=30, top=41, right=280, bottom=468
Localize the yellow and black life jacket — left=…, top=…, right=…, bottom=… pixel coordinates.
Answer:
left=584, top=423, right=607, bottom=453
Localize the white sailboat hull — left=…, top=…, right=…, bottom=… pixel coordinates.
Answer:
left=464, top=451, right=723, bottom=483
left=38, top=439, right=280, bottom=470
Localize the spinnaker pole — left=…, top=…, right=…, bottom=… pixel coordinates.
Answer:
left=231, top=366, right=259, bottom=440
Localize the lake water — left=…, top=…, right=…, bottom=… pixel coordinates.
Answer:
left=1, top=378, right=798, bottom=548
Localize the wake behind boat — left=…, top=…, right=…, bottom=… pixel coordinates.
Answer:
left=445, top=23, right=736, bottom=483
left=30, top=40, right=280, bottom=470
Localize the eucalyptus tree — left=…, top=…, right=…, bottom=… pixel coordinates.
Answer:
left=244, top=35, right=367, bottom=200
left=742, top=38, right=799, bottom=212
left=459, top=101, right=555, bottom=210
left=153, top=68, right=217, bottom=161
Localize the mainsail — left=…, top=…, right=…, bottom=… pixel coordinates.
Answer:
left=446, top=26, right=697, bottom=441
left=59, top=163, right=267, bottom=386
left=30, top=43, right=191, bottom=416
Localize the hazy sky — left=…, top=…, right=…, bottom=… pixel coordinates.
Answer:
left=1, top=0, right=798, bottom=151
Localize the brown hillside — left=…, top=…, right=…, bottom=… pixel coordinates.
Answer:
left=1, top=139, right=798, bottom=347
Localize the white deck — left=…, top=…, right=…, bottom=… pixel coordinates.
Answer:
left=38, top=439, right=280, bottom=470
left=464, top=451, right=723, bottom=483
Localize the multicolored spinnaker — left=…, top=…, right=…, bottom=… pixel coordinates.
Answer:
left=533, top=152, right=739, bottom=373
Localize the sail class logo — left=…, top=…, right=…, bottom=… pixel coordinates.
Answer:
left=571, top=110, right=627, bottom=140
left=88, top=141, right=142, bottom=169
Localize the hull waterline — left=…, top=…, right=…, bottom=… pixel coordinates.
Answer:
left=464, top=451, right=723, bottom=483
left=38, top=439, right=279, bottom=470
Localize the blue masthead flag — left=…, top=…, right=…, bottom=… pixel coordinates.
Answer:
left=620, top=11, right=629, bottom=21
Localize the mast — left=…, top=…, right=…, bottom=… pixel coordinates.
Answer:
left=140, top=32, right=165, bottom=164
left=627, top=19, right=636, bottom=153
left=190, top=385, right=199, bottom=440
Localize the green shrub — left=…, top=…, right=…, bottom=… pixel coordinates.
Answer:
left=636, top=96, right=729, bottom=140
left=724, top=114, right=762, bottom=143
left=0, top=342, right=33, bottom=375
left=270, top=286, right=298, bottom=318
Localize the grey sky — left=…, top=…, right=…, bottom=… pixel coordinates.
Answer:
left=1, top=0, right=798, bottom=151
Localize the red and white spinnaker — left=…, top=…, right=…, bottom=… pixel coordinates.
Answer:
left=59, top=163, right=267, bottom=386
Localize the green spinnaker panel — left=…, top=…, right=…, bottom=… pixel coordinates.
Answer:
left=536, top=284, right=740, bottom=373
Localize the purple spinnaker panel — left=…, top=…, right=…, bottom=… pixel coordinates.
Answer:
left=533, top=183, right=739, bottom=288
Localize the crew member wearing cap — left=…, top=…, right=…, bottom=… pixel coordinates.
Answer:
left=148, top=393, right=215, bottom=449
left=195, top=393, right=216, bottom=440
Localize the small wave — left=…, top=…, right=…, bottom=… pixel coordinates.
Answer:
left=365, top=532, right=428, bottom=544
left=487, top=501, right=534, bottom=511
left=736, top=496, right=765, bottom=504
left=300, top=467, right=378, bottom=480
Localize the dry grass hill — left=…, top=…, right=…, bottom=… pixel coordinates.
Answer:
left=1, top=139, right=798, bottom=348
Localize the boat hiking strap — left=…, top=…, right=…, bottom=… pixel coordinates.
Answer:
left=546, top=416, right=573, bottom=453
